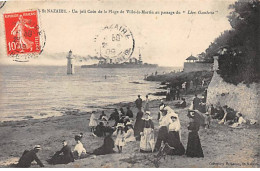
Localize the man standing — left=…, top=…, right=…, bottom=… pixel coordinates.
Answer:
left=176, top=87, right=180, bottom=100
left=193, top=94, right=201, bottom=110
left=135, top=95, right=142, bottom=111
left=16, top=145, right=44, bottom=168
left=144, top=95, right=150, bottom=112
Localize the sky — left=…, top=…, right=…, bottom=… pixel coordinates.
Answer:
left=0, top=0, right=236, bottom=67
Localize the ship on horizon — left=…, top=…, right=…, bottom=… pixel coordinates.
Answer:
left=81, top=50, right=158, bottom=68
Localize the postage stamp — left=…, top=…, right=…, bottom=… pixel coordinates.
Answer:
left=94, top=24, right=135, bottom=63
left=3, top=10, right=41, bottom=56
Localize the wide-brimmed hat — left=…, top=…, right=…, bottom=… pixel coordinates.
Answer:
left=160, top=104, right=166, bottom=111
left=34, top=145, right=41, bottom=150
left=101, top=116, right=108, bottom=121
left=126, top=121, right=133, bottom=126
left=145, top=111, right=151, bottom=115
left=116, top=123, right=125, bottom=128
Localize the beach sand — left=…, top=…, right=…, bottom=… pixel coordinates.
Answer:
left=0, top=93, right=259, bottom=168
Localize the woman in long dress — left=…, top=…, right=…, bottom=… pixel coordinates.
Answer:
left=186, top=110, right=204, bottom=158
left=134, top=110, right=144, bottom=141
left=89, top=111, right=98, bottom=132
left=92, top=132, right=115, bottom=155
left=140, top=111, right=155, bottom=153
left=166, top=114, right=185, bottom=155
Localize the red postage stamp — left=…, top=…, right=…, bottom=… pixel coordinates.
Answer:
left=3, top=10, right=41, bottom=56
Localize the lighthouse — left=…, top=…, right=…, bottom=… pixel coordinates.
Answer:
left=67, top=50, right=74, bottom=75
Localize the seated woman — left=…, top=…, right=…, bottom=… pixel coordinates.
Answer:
left=109, top=109, right=120, bottom=126
left=124, top=121, right=136, bottom=143
left=174, top=98, right=187, bottom=108
left=93, top=122, right=106, bottom=137
left=218, top=105, right=236, bottom=124
left=212, top=106, right=225, bottom=120
left=73, top=135, right=87, bottom=159
left=47, top=140, right=74, bottom=165
left=92, top=131, right=115, bottom=155
left=166, top=114, right=185, bottom=155
left=230, top=112, right=246, bottom=128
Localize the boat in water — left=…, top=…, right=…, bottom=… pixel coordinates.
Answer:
left=81, top=51, right=158, bottom=68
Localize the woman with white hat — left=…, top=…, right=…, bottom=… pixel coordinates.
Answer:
left=140, top=111, right=155, bottom=153
left=166, top=114, right=185, bottom=155
left=154, top=104, right=172, bottom=152
left=113, top=123, right=125, bottom=153
left=124, top=121, right=136, bottom=143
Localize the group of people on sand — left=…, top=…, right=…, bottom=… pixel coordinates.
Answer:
left=17, top=133, right=85, bottom=167
left=16, top=94, right=206, bottom=168
left=189, top=92, right=248, bottom=129
left=166, top=86, right=181, bottom=101
left=132, top=95, right=204, bottom=157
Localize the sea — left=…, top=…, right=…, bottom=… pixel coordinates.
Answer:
left=0, top=65, right=180, bottom=122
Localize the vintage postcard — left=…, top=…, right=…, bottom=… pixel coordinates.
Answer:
left=0, top=0, right=259, bottom=168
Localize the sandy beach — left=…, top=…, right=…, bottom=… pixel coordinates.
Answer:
left=0, top=92, right=259, bottom=168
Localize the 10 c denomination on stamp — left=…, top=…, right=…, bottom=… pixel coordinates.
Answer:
left=4, top=10, right=41, bottom=56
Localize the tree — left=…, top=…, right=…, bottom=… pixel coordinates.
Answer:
left=204, top=0, right=259, bottom=85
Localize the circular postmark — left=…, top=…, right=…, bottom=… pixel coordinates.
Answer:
left=94, top=24, right=135, bottom=63
left=0, top=1, right=6, bottom=10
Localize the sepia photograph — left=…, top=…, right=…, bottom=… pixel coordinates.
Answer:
left=0, top=0, right=259, bottom=168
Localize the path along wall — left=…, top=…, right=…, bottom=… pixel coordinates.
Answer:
left=207, top=71, right=259, bottom=120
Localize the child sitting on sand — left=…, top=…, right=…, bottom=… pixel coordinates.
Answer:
left=124, top=121, right=136, bottom=143
left=113, top=123, right=125, bottom=153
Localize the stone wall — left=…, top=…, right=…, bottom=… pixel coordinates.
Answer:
left=183, top=62, right=212, bottom=72
left=207, top=71, right=259, bottom=120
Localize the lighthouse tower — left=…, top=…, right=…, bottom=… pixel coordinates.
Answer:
left=67, top=50, right=74, bottom=75
left=138, top=49, right=143, bottom=64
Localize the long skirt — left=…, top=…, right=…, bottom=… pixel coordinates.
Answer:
left=140, top=128, right=155, bottom=152
left=186, top=131, right=204, bottom=157
left=134, top=118, right=143, bottom=141
left=166, top=131, right=185, bottom=155
left=47, top=154, right=74, bottom=165
left=154, top=126, right=168, bottom=151
left=93, top=146, right=114, bottom=155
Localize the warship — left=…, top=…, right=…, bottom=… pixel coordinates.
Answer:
left=81, top=51, right=158, bottom=68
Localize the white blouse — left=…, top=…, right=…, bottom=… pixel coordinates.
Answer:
left=73, top=141, right=86, bottom=157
